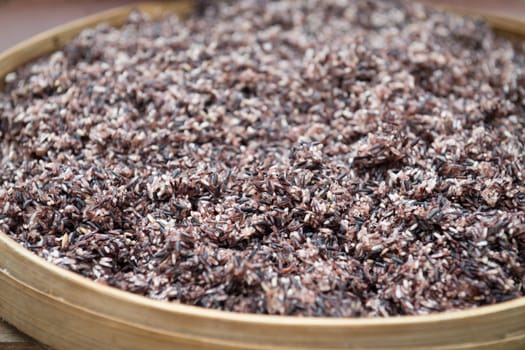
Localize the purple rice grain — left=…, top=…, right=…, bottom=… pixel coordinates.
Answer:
left=0, top=0, right=524, bottom=317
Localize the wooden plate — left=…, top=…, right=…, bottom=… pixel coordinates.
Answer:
left=0, top=2, right=524, bottom=349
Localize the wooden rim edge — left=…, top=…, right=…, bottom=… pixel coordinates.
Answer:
left=0, top=1, right=194, bottom=91
left=3, top=270, right=525, bottom=350
left=1, top=230, right=524, bottom=328
left=0, top=269, right=269, bottom=350
left=438, top=6, right=525, bottom=37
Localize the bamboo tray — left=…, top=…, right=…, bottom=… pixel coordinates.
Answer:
left=0, top=2, right=524, bottom=349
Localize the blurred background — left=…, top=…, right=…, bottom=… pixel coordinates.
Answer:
left=1, top=0, right=525, bottom=52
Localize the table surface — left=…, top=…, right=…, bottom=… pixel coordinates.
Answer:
left=1, top=0, right=525, bottom=349
left=0, top=322, right=44, bottom=349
